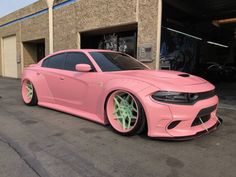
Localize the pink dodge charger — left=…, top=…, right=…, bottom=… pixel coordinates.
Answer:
left=21, top=49, right=222, bottom=140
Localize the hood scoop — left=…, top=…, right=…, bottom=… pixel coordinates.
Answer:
left=178, top=74, right=190, bottom=77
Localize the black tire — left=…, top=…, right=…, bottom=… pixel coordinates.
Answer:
left=106, top=91, right=147, bottom=136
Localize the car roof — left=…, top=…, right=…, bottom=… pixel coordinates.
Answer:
left=38, top=49, right=120, bottom=65
left=53, top=49, right=114, bottom=54
left=44, top=49, right=117, bottom=59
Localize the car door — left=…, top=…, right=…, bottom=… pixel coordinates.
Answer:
left=54, top=52, right=99, bottom=112
left=40, top=53, right=67, bottom=103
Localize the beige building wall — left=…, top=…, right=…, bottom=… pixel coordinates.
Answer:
left=76, top=0, right=137, bottom=32
left=0, top=0, right=49, bottom=78
left=76, top=0, right=160, bottom=69
left=21, top=13, right=49, bottom=55
left=0, top=14, right=49, bottom=78
left=0, top=0, right=47, bottom=26
left=137, top=0, right=160, bottom=69
left=0, top=0, right=161, bottom=77
left=53, top=4, right=77, bottom=51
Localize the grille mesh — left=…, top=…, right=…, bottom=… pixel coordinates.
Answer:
left=191, top=105, right=217, bottom=127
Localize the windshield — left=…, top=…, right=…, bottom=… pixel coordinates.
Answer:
left=89, top=52, right=149, bottom=72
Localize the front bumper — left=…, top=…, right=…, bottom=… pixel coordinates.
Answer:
left=155, top=117, right=222, bottom=141
left=138, top=87, right=222, bottom=139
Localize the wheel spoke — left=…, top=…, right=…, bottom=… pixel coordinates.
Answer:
left=110, top=92, right=140, bottom=131
left=27, top=83, right=32, bottom=88
left=114, top=97, right=120, bottom=106
left=127, top=115, right=132, bottom=129
left=116, top=95, right=126, bottom=102
left=132, top=107, right=138, bottom=112
left=26, top=85, right=31, bottom=91
left=122, top=115, right=126, bottom=130
left=114, top=117, right=123, bottom=120
left=113, top=108, right=120, bottom=115
left=130, top=99, right=137, bottom=112
left=26, top=82, right=33, bottom=100
left=27, top=94, right=32, bottom=99
left=125, top=94, right=130, bottom=101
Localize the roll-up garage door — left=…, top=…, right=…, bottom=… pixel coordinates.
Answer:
left=2, top=35, right=17, bottom=78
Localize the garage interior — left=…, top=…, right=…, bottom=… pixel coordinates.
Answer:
left=22, top=39, right=45, bottom=67
left=161, top=0, right=236, bottom=105
left=161, top=0, right=235, bottom=78
left=81, top=24, right=138, bottom=57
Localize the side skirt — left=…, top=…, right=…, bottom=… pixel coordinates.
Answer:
left=38, top=102, right=105, bottom=125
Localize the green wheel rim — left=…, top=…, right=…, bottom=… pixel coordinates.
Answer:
left=113, top=93, right=138, bottom=130
left=26, top=82, right=33, bottom=101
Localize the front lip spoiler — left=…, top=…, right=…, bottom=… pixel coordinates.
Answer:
left=154, top=117, right=223, bottom=141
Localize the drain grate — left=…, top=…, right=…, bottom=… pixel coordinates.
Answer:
left=0, top=96, right=2, bottom=99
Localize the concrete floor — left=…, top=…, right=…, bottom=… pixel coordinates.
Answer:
left=216, top=82, right=236, bottom=110
left=0, top=77, right=235, bottom=177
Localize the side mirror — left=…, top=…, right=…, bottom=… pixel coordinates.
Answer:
left=75, top=64, right=92, bottom=72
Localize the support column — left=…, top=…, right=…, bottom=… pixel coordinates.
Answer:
left=45, top=0, right=54, bottom=54
left=137, top=0, right=162, bottom=69
left=156, top=0, right=162, bottom=70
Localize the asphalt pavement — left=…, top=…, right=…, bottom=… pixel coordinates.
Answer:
left=0, top=77, right=235, bottom=177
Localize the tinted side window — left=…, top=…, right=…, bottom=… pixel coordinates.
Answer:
left=89, top=52, right=148, bottom=72
left=65, top=52, right=95, bottom=71
left=42, top=53, right=66, bottom=69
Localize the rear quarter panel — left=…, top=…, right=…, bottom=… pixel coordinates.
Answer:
left=22, top=66, right=54, bottom=104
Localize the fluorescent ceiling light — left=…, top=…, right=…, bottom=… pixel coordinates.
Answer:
left=166, top=27, right=202, bottom=40
left=213, top=18, right=236, bottom=26
left=207, top=41, right=229, bottom=48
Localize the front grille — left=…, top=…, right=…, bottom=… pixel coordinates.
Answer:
left=191, top=105, right=217, bottom=127
left=192, top=115, right=211, bottom=126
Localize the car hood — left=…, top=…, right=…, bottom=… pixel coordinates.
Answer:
left=108, top=70, right=211, bottom=92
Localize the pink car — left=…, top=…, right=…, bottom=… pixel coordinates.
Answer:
left=21, top=49, right=222, bottom=140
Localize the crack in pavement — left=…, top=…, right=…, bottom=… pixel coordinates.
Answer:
left=0, top=132, right=51, bottom=177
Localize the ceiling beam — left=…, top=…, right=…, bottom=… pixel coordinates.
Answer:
left=164, top=0, right=201, bottom=16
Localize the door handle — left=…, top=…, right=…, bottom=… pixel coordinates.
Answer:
left=59, top=77, right=65, bottom=80
left=36, top=72, right=40, bottom=76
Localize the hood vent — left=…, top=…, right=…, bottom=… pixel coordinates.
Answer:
left=178, top=74, right=190, bottom=77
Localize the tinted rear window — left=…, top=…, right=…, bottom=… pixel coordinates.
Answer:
left=42, top=53, right=66, bottom=69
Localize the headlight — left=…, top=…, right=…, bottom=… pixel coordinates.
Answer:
left=151, top=91, right=199, bottom=104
